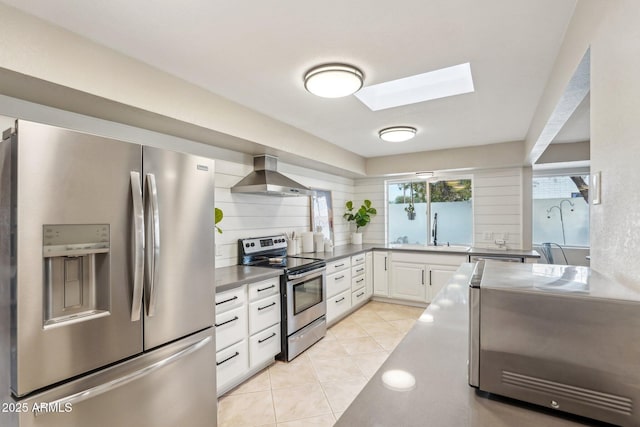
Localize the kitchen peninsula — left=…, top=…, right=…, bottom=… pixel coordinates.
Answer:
left=336, top=262, right=639, bottom=427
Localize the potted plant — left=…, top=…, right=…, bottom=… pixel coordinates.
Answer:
left=343, top=200, right=377, bottom=245
left=215, top=207, right=224, bottom=234
left=405, top=203, right=416, bottom=220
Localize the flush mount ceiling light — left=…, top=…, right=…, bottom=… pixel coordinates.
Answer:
left=379, top=126, right=417, bottom=143
left=304, top=64, right=364, bottom=98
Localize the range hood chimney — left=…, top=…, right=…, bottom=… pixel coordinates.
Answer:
left=231, top=155, right=314, bottom=197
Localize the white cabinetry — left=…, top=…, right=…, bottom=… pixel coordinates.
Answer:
left=215, top=285, right=248, bottom=394
left=373, top=251, right=389, bottom=296
left=215, top=276, right=281, bottom=396
left=389, top=252, right=466, bottom=303
left=326, top=257, right=352, bottom=325
left=390, top=261, right=426, bottom=302
left=351, top=253, right=367, bottom=309
left=365, top=252, right=373, bottom=298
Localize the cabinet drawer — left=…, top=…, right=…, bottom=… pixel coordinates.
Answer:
left=351, top=253, right=366, bottom=265
left=352, top=287, right=367, bottom=307
left=215, top=285, right=246, bottom=314
left=326, top=289, right=351, bottom=324
left=248, top=277, right=280, bottom=301
left=249, top=323, right=281, bottom=369
left=327, top=270, right=351, bottom=297
left=351, top=274, right=365, bottom=292
left=216, top=339, right=248, bottom=394
left=248, top=293, right=281, bottom=335
left=215, top=305, right=247, bottom=351
left=352, top=263, right=366, bottom=277
left=326, top=258, right=351, bottom=275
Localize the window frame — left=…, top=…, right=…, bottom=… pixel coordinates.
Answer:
left=531, top=170, right=590, bottom=248
left=385, top=175, right=474, bottom=246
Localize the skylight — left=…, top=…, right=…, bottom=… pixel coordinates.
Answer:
left=355, top=63, right=475, bottom=111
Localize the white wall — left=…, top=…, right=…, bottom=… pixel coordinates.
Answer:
left=473, top=168, right=523, bottom=249
left=214, top=161, right=354, bottom=268
left=588, top=0, right=640, bottom=287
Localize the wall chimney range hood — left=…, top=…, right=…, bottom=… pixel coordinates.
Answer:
left=231, top=155, right=314, bottom=197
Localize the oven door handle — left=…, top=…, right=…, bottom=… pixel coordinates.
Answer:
left=287, top=267, right=326, bottom=282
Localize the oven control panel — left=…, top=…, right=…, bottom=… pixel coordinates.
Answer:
left=240, top=235, right=288, bottom=255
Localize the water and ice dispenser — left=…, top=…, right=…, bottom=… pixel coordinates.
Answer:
left=43, top=224, right=111, bottom=327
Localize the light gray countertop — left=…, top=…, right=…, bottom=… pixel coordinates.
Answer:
left=298, top=243, right=540, bottom=260
left=214, top=244, right=539, bottom=293
left=336, top=263, right=601, bottom=427
left=214, top=265, right=282, bottom=293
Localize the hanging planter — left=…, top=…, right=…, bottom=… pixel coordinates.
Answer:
left=405, top=182, right=417, bottom=220
left=405, top=204, right=416, bottom=220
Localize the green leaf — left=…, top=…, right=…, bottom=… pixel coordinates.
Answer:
left=345, top=200, right=353, bottom=210
left=369, top=208, right=377, bottom=215
left=364, top=199, right=372, bottom=208
left=214, top=208, right=224, bottom=234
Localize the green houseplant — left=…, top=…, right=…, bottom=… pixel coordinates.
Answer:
left=343, top=199, right=377, bottom=244
left=215, top=207, right=224, bottom=234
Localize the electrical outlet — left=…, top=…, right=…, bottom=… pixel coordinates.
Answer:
left=495, top=239, right=505, bottom=245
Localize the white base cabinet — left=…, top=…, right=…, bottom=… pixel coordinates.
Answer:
left=216, top=339, right=249, bottom=393
left=373, top=251, right=390, bottom=296
left=215, top=277, right=281, bottom=396
left=390, top=261, right=427, bottom=302
left=388, top=252, right=466, bottom=303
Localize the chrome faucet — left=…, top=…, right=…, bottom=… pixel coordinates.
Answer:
left=432, top=212, right=438, bottom=246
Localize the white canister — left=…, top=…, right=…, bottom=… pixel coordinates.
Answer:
left=287, top=239, right=297, bottom=255
left=314, top=232, right=324, bottom=253
left=324, top=240, right=333, bottom=252
left=301, top=232, right=314, bottom=253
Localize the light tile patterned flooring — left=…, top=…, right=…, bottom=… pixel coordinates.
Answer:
left=217, top=301, right=425, bottom=427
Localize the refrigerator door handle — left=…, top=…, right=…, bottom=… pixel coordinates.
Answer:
left=34, top=335, right=212, bottom=416
left=130, top=171, right=145, bottom=322
left=145, top=173, right=161, bottom=317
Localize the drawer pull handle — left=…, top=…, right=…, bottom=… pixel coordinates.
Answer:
left=216, top=352, right=240, bottom=366
left=335, top=297, right=345, bottom=303
left=335, top=275, right=345, bottom=281
left=356, top=278, right=364, bottom=283
left=335, top=263, right=345, bottom=268
left=356, top=292, right=365, bottom=297
left=258, top=302, right=277, bottom=311
left=356, top=268, right=364, bottom=273
left=216, top=295, right=238, bottom=306
left=258, top=332, right=277, bottom=344
left=214, top=316, right=238, bottom=327
left=257, top=284, right=276, bottom=292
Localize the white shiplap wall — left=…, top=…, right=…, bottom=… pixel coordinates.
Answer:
left=215, top=160, right=355, bottom=268
left=352, top=178, right=387, bottom=245
left=472, top=168, right=523, bottom=249
left=353, top=167, right=524, bottom=249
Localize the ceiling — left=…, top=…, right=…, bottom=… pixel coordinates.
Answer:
left=1, top=0, right=579, bottom=159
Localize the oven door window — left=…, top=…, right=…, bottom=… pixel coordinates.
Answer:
left=292, top=275, right=323, bottom=315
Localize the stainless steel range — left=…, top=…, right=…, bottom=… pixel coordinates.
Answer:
left=239, top=235, right=326, bottom=361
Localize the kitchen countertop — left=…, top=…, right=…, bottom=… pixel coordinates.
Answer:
left=297, top=243, right=540, bottom=261
left=214, top=265, right=282, bottom=293
left=214, top=244, right=539, bottom=293
left=335, top=263, right=602, bottom=427
left=297, top=243, right=378, bottom=262
left=467, top=247, right=540, bottom=258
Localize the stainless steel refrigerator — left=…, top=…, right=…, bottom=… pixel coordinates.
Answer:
left=0, top=120, right=216, bottom=427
